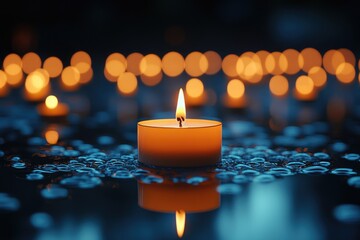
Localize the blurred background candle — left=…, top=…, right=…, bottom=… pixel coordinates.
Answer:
left=137, top=89, right=222, bottom=167
left=37, top=95, right=69, bottom=118
left=223, top=79, right=247, bottom=108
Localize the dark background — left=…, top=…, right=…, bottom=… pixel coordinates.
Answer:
left=0, top=0, right=359, bottom=59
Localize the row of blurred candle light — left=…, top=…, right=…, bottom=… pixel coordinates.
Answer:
left=0, top=48, right=359, bottom=108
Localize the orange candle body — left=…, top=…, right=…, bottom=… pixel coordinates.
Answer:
left=138, top=119, right=222, bottom=167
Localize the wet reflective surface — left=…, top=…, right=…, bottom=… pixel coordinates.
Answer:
left=1, top=84, right=360, bottom=240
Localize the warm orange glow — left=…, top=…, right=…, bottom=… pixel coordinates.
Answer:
left=204, top=51, right=222, bottom=75
left=45, top=95, right=58, bottom=109
left=237, top=52, right=263, bottom=83
left=296, top=76, right=314, bottom=95
left=140, top=72, right=163, bottom=86
left=79, top=68, right=93, bottom=84
left=300, top=48, right=322, bottom=72
left=61, top=66, right=80, bottom=89
left=126, top=53, right=143, bottom=76
left=185, top=78, right=204, bottom=98
left=227, top=79, right=245, bottom=99
left=256, top=50, right=271, bottom=75
left=45, top=130, right=59, bottom=144
left=269, top=75, right=289, bottom=97
left=185, top=52, right=208, bottom=77
left=140, top=54, right=162, bottom=77
left=22, top=52, right=42, bottom=74
left=176, top=88, right=186, bottom=122
left=176, top=210, right=186, bottom=238
left=335, top=62, right=355, bottom=83
left=283, top=49, right=303, bottom=74
left=323, top=49, right=345, bottom=75
left=3, top=54, right=22, bottom=76
left=6, top=71, right=23, bottom=87
left=0, top=70, right=7, bottom=89
left=162, top=52, right=185, bottom=77
left=265, top=52, right=288, bottom=75
left=43, top=57, right=63, bottom=78
left=105, top=53, right=127, bottom=80
left=25, top=70, right=49, bottom=94
left=327, top=97, right=346, bottom=124
left=222, top=54, right=238, bottom=78
left=308, top=67, right=327, bottom=88
left=338, top=48, right=356, bottom=66
left=71, top=51, right=92, bottom=74
left=117, top=72, right=138, bottom=96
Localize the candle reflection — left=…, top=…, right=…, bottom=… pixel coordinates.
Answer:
left=137, top=170, right=220, bottom=238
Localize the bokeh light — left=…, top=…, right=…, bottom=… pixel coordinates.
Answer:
left=265, top=52, right=288, bottom=75
left=283, top=49, right=303, bottom=75
left=105, top=53, right=127, bottom=82
left=222, top=54, right=239, bottom=78
left=323, top=49, right=345, bottom=75
left=71, top=51, right=92, bottom=74
left=126, top=53, right=143, bottom=76
left=308, top=67, right=327, bottom=88
left=61, top=66, right=80, bottom=90
left=162, top=52, right=184, bottom=77
left=140, top=72, right=163, bottom=86
left=45, top=95, right=58, bottom=109
left=185, top=52, right=208, bottom=77
left=25, top=69, right=49, bottom=94
left=22, top=52, right=42, bottom=74
left=43, top=57, right=63, bottom=78
left=117, top=72, right=138, bottom=96
left=269, top=75, right=289, bottom=97
left=256, top=50, right=271, bottom=75
left=296, top=75, right=314, bottom=95
left=45, top=130, right=59, bottom=144
left=227, top=79, right=245, bottom=99
left=335, top=62, right=355, bottom=84
left=204, top=51, right=222, bottom=75
left=140, top=54, right=162, bottom=77
left=338, top=48, right=355, bottom=66
left=300, top=48, right=322, bottom=72
left=186, top=78, right=204, bottom=98
left=237, top=52, right=263, bottom=83
left=0, top=70, right=8, bottom=97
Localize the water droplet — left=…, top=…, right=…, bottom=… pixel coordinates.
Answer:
left=291, top=153, right=312, bottom=162
left=331, top=142, right=348, bottom=152
left=313, top=152, right=330, bottom=160
left=26, top=173, right=44, bottom=180
left=250, top=157, right=265, bottom=163
left=318, top=161, right=331, bottom=167
left=112, top=170, right=133, bottom=179
left=342, top=153, right=360, bottom=161
left=217, top=184, right=242, bottom=195
left=97, top=136, right=114, bottom=145
left=12, top=162, right=26, bottom=169
left=0, top=193, right=20, bottom=211
left=331, top=168, right=357, bottom=176
left=242, top=169, right=260, bottom=176
left=301, top=166, right=329, bottom=174
left=232, top=175, right=248, bottom=184
left=64, top=150, right=80, bottom=157
left=30, top=212, right=53, bottom=229
left=216, top=171, right=237, bottom=181
left=140, top=175, right=164, bottom=184
left=266, top=167, right=293, bottom=176
left=348, top=176, right=360, bottom=188
left=40, top=186, right=68, bottom=199
left=186, top=176, right=208, bottom=185
left=253, top=174, right=276, bottom=183
left=60, top=175, right=102, bottom=189
left=286, top=161, right=306, bottom=169
left=333, top=204, right=360, bottom=223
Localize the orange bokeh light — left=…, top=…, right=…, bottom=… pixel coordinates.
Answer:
left=71, top=51, right=92, bottom=74
left=185, top=78, right=204, bottom=98
left=323, top=49, right=345, bottom=75
left=204, top=51, right=222, bottom=75
left=335, top=62, right=355, bottom=84
left=25, top=69, right=49, bottom=94
left=126, top=53, right=143, bottom=76
left=222, top=54, right=239, bottom=78
left=43, top=57, right=63, bottom=78
left=227, top=79, right=245, bottom=99
left=300, top=48, right=322, bottom=72
left=105, top=53, right=127, bottom=81
left=296, top=75, right=314, bottom=95
left=283, top=49, right=303, bottom=75
left=117, top=72, right=138, bottom=96
left=45, top=130, right=59, bottom=144
left=22, top=52, right=42, bottom=74
left=185, top=52, right=208, bottom=77
left=338, top=48, right=355, bottom=66
left=162, top=52, right=185, bottom=77
left=269, top=75, right=289, bottom=97
left=308, top=66, right=327, bottom=88
left=237, top=52, right=263, bottom=83
left=255, top=50, right=271, bottom=75
left=61, top=66, right=80, bottom=90
left=265, top=52, right=288, bottom=75
left=140, top=71, right=163, bottom=86
left=140, top=54, right=162, bottom=77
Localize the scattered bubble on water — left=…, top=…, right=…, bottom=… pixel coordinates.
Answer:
left=64, top=150, right=80, bottom=157
left=342, top=153, right=360, bottom=161
left=330, top=168, right=357, bottom=176
left=333, top=204, right=360, bottom=223
left=26, top=173, right=44, bottom=180
left=140, top=175, right=164, bottom=184
left=266, top=167, right=293, bottom=176
left=186, top=176, right=208, bottom=185
left=253, top=174, right=276, bottom=183
left=60, top=175, right=102, bottom=188
left=331, top=142, right=348, bottom=152
left=314, top=152, right=330, bottom=160
left=318, top=161, right=331, bottom=167
left=348, top=176, right=360, bottom=188
left=12, top=162, right=26, bottom=169
left=216, top=171, right=237, bottom=181
left=30, top=212, right=53, bottom=229
left=301, top=166, right=329, bottom=174
left=217, top=184, right=242, bottom=195
left=97, top=136, right=114, bottom=145
left=0, top=193, right=20, bottom=211
left=117, top=144, right=134, bottom=154
left=112, top=170, right=133, bottom=179
left=283, top=126, right=301, bottom=137
left=250, top=157, right=265, bottom=163
left=11, top=156, right=21, bottom=161
left=40, top=185, right=68, bottom=199
left=242, top=169, right=260, bottom=176
left=232, top=175, right=248, bottom=184
left=286, top=161, right=306, bottom=169
left=291, top=153, right=312, bottom=162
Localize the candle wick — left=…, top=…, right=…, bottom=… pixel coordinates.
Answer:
left=177, top=117, right=184, bottom=127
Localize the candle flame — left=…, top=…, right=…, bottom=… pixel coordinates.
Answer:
left=176, top=210, right=186, bottom=238
left=176, top=88, right=186, bottom=126
left=45, top=95, right=58, bottom=109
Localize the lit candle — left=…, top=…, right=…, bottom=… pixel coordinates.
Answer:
left=37, top=95, right=69, bottom=118
left=137, top=172, right=220, bottom=238
left=223, top=79, right=247, bottom=109
left=137, top=88, right=222, bottom=167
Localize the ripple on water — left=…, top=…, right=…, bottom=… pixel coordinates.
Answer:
left=12, top=162, right=26, bottom=169
left=266, top=167, right=293, bottom=176
left=342, top=153, right=360, bottom=161
left=301, top=166, right=329, bottom=174
left=60, top=175, right=102, bottom=189
left=333, top=204, right=360, bottom=223
left=186, top=176, right=208, bottom=185
left=40, top=185, right=68, bottom=199
left=232, top=175, right=248, bottom=184
left=139, top=175, right=164, bottom=184
left=253, top=174, right=276, bottom=183
left=0, top=193, right=20, bottom=211
left=330, top=168, right=357, bottom=176
left=112, top=170, right=133, bottom=179
left=217, top=184, right=242, bottom=195
left=26, top=173, right=44, bottom=180
left=348, top=176, right=360, bottom=188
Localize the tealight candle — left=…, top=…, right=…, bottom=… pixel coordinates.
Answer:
left=137, top=88, right=222, bottom=167
left=37, top=95, right=69, bottom=118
